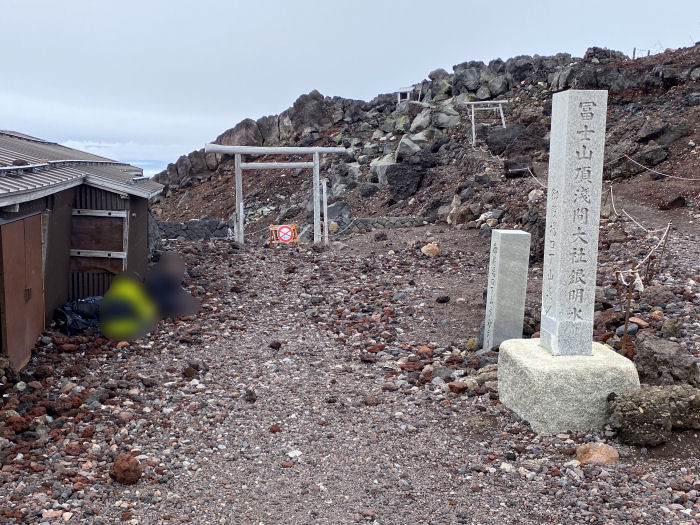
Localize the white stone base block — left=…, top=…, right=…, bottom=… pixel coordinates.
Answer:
left=498, top=338, right=640, bottom=434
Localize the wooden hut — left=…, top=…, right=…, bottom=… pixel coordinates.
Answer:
left=0, top=130, right=163, bottom=371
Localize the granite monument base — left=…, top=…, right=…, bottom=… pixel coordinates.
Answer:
left=498, top=338, right=640, bottom=434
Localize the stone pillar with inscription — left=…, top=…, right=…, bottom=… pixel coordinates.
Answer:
left=496, top=90, right=640, bottom=434
left=540, top=90, right=608, bottom=356
left=483, top=230, right=531, bottom=351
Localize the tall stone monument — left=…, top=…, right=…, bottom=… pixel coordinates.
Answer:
left=540, top=90, right=607, bottom=356
left=483, top=230, right=531, bottom=351
left=497, top=90, right=640, bottom=434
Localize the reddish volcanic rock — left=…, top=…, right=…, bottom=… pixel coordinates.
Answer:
left=109, top=453, right=142, bottom=485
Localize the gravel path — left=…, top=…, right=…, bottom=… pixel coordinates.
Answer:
left=1, top=228, right=699, bottom=525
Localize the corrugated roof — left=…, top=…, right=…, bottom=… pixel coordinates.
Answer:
left=0, top=131, right=162, bottom=205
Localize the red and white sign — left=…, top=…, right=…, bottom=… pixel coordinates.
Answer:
left=277, top=225, right=294, bottom=243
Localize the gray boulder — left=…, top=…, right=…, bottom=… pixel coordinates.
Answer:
left=475, top=85, right=491, bottom=100
left=153, top=162, right=181, bottom=187
left=631, top=145, right=667, bottom=174
left=342, top=100, right=367, bottom=123
left=429, top=79, right=452, bottom=101
left=380, top=117, right=396, bottom=133
left=485, top=121, right=547, bottom=157
left=216, top=118, right=263, bottom=147
left=485, top=124, right=526, bottom=155
left=488, top=58, right=506, bottom=74
left=584, top=47, right=628, bottom=63
left=384, top=164, right=424, bottom=203
left=326, top=201, right=350, bottom=220
left=369, top=154, right=395, bottom=185
left=487, top=75, right=509, bottom=97
left=655, top=122, right=691, bottom=146
left=395, top=136, right=421, bottom=162
left=394, top=114, right=411, bottom=134
left=410, top=108, right=432, bottom=133
left=187, top=149, right=207, bottom=173
left=288, top=90, right=342, bottom=136
left=505, top=56, right=536, bottom=83
left=205, top=152, right=218, bottom=171
left=431, top=101, right=460, bottom=129
left=276, top=205, right=302, bottom=223
left=550, top=64, right=599, bottom=91
left=428, top=68, right=451, bottom=80
left=635, top=332, right=700, bottom=387
left=358, top=183, right=379, bottom=198
left=428, top=68, right=452, bottom=100
left=608, top=385, right=700, bottom=446
left=278, top=111, right=295, bottom=142
left=176, top=155, right=193, bottom=181
left=401, top=101, right=431, bottom=121
left=345, top=162, right=361, bottom=180
left=453, top=68, right=481, bottom=94
left=636, top=118, right=669, bottom=143
left=362, top=143, right=380, bottom=156
left=257, top=115, right=280, bottom=146
left=503, top=157, right=533, bottom=178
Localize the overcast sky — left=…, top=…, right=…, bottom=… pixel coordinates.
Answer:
left=1, top=0, right=698, bottom=175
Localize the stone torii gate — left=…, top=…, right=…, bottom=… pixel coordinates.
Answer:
left=464, top=100, right=508, bottom=145
left=204, top=144, right=346, bottom=245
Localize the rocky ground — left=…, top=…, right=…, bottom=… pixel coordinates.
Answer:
left=1, top=200, right=699, bottom=524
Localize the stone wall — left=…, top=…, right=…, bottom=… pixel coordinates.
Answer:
left=158, top=220, right=235, bottom=240
left=158, top=216, right=431, bottom=242
left=333, top=216, right=432, bottom=233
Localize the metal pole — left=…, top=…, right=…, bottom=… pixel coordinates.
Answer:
left=240, top=161, right=315, bottom=170
left=235, top=153, right=242, bottom=243
left=498, top=103, right=506, bottom=129
left=322, top=178, right=329, bottom=247
left=313, top=152, right=320, bottom=245
left=238, top=201, right=244, bottom=245
left=632, top=47, right=636, bottom=60
left=471, top=105, right=476, bottom=145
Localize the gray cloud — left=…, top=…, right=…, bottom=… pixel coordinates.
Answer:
left=1, top=0, right=697, bottom=174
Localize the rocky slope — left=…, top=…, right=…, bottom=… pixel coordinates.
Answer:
left=151, top=44, right=699, bottom=252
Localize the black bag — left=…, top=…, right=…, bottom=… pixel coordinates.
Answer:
left=53, top=296, right=102, bottom=335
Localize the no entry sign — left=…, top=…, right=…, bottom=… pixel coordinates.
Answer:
left=277, top=225, right=294, bottom=243
left=269, top=223, right=299, bottom=247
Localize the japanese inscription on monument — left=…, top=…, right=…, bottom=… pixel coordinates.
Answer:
left=540, top=90, right=608, bottom=356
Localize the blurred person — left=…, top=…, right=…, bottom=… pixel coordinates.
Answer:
left=100, top=272, right=158, bottom=341
left=145, top=252, right=200, bottom=318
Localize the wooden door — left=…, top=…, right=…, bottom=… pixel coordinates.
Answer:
left=0, top=214, right=45, bottom=372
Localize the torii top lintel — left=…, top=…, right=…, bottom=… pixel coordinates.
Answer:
left=204, top=144, right=346, bottom=155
